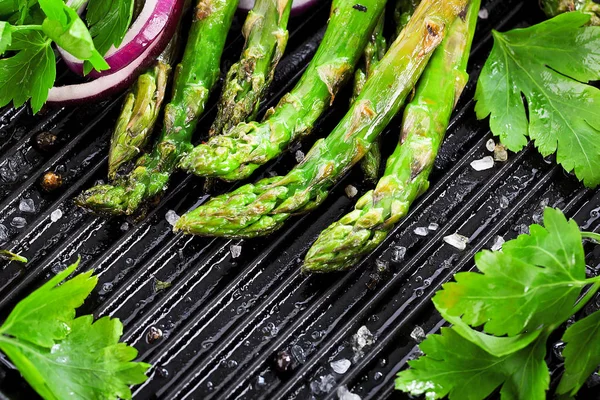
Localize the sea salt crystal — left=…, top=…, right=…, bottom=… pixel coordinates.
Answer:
left=410, top=326, right=427, bottom=343
left=428, top=222, right=439, bottom=231
left=165, top=210, right=180, bottom=226
left=50, top=209, right=63, bottom=222
left=11, top=217, right=26, bottom=228
left=443, top=233, right=469, bottom=250
left=470, top=156, right=494, bottom=171
left=494, top=144, right=508, bottom=162
left=120, top=222, right=130, bottom=231
left=478, top=8, right=489, bottom=19
left=295, top=150, right=305, bottom=163
left=337, top=385, right=361, bottom=400
left=414, top=227, right=429, bottom=236
left=19, top=198, right=35, bottom=213
left=345, top=185, right=358, bottom=198
left=310, top=374, right=336, bottom=394
left=491, top=235, right=505, bottom=251
left=486, top=138, right=495, bottom=152
left=352, top=326, right=374, bottom=361
left=0, top=224, right=8, bottom=243
left=391, top=246, right=406, bottom=263
left=230, top=244, right=242, bottom=259
left=499, top=195, right=509, bottom=209
left=330, top=358, right=351, bottom=374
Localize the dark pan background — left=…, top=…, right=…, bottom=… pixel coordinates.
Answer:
left=1, top=0, right=600, bottom=399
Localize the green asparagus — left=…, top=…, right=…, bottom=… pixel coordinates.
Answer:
left=354, top=13, right=387, bottom=183
left=304, top=0, right=479, bottom=273
left=178, top=0, right=387, bottom=181
left=541, top=0, right=600, bottom=24
left=210, top=0, right=292, bottom=137
left=174, top=0, right=469, bottom=238
left=108, top=35, right=178, bottom=180
left=395, top=0, right=421, bottom=35
left=76, top=0, right=239, bottom=215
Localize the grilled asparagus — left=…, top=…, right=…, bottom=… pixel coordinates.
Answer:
left=542, top=0, right=600, bottom=24
left=174, top=0, right=470, bottom=238
left=76, top=0, right=239, bottom=215
left=210, top=0, right=293, bottom=137
left=304, top=0, right=480, bottom=273
left=178, top=0, right=388, bottom=181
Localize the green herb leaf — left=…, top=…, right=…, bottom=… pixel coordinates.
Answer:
left=0, top=21, right=12, bottom=54
left=395, top=327, right=550, bottom=400
left=86, top=0, right=133, bottom=55
left=475, top=12, right=600, bottom=187
left=0, top=315, right=150, bottom=400
left=557, top=311, right=600, bottom=396
left=0, top=258, right=96, bottom=348
left=38, top=0, right=67, bottom=27
left=0, top=30, right=55, bottom=113
left=0, top=249, right=27, bottom=263
left=434, top=208, right=586, bottom=336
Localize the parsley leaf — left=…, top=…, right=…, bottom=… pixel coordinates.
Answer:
left=0, top=258, right=151, bottom=399
left=0, top=315, right=150, bottom=400
left=434, top=207, right=586, bottom=336
left=557, top=311, right=600, bottom=396
left=0, top=21, right=12, bottom=54
left=86, top=0, right=133, bottom=55
left=395, top=327, right=550, bottom=400
left=38, top=0, right=67, bottom=27
left=475, top=12, right=600, bottom=187
left=0, top=30, right=55, bottom=113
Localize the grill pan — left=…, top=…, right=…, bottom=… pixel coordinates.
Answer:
left=1, top=0, right=600, bottom=399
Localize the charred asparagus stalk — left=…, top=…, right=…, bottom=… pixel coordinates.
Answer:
left=210, top=0, right=293, bottom=137
left=354, top=13, right=387, bottom=183
left=542, top=0, right=600, bottom=24
left=178, top=0, right=388, bottom=181
left=108, top=36, right=178, bottom=180
left=174, top=0, right=469, bottom=238
left=304, top=0, right=479, bottom=273
left=76, top=0, right=239, bottom=215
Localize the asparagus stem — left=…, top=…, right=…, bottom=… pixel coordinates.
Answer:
left=210, top=0, right=293, bottom=137
left=174, top=0, right=469, bottom=238
left=542, top=0, right=600, bottom=24
left=354, top=13, right=387, bottom=183
left=108, top=35, right=179, bottom=180
left=303, top=0, right=480, bottom=273
left=178, top=0, right=388, bottom=181
left=395, top=0, right=421, bottom=35
left=76, top=0, right=239, bottom=215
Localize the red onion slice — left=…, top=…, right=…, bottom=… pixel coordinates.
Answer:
left=48, top=31, right=166, bottom=105
left=59, top=0, right=184, bottom=78
left=238, top=0, right=320, bottom=15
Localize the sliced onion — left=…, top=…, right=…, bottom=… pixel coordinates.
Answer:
left=238, top=0, right=321, bottom=16
left=59, top=0, right=184, bottom=78
left=48, top=31, right=166, bottom=105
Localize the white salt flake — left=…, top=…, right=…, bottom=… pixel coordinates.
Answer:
left=414, top=227, right=429, bottom=237
left=391, top=246, right=406, bottom=263
left=0, top=224, right=8, bottom=242
left=120, top=222, right=130, bottom=231
left=50, top=209, right=63, bottom=222
left=428, top=222, right=439, bottom=231
left=478, top=8, right=489, bottom=19
left=499, top=195, right=509, bottom=209
left=491, top=235, right=505, bottom=251
left=337, top=385, right=362, bottom=400
left=295, top=150, right=305, bottom=163
left=410, top=326, right=427, bottom=343
left=330, top=358, right=351, bottom=375
left=352, top=326, right=374, bottom=361
left=443, top=233, right=469, bottom=250
left=19, top=198, right=35, bottom=213
left=345, top=185, right=358, bottom=198
left=485, top=138, right=495, bottom=152
left=310, top=374, right=336, bottom=394
left=165, top=210, right=180, bottom=226
left=230, top=244, right=242, bottom=259
left=470, top=156, right=494, bottom=171
left=11, top=217, right=26, bottom=228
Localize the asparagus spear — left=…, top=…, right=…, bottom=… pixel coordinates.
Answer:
left=210, top=0, right=293, bottom=137
left=541, top=0, right=600, bottom=24
left=354, top=13, right=387, bottom=183
left=174, top=0, right=469, bottom=238
left=178, top=0, right=388, bottom=181
left=76, top=0, right=239, bottom=215
left=304, top=0, right=479, bottom=273
left=108, top=36, right=178, bottom=180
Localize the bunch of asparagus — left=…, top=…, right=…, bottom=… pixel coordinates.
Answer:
left=305, top=0, right=480, bottom=272
left=174, top=0, right=471, bottom=237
